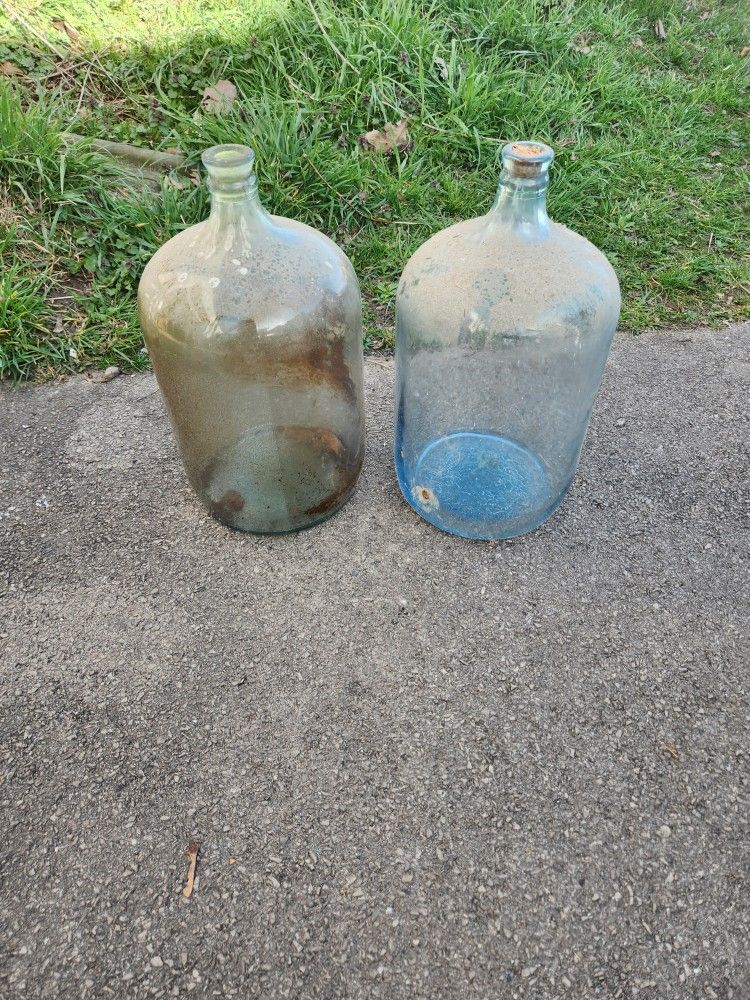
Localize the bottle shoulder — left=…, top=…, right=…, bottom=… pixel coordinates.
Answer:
left=140, top=213, right=355, bottom=288
left=402, top=216, right=614, bottom=279
left=138, top=212, right=359, bottom=342
left=397, top=217, right=620, bottom=345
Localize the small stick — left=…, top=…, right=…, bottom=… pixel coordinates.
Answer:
left=75, top=64, right=92, bottom=117
left=183, top=841, right=199, bottom=898
left=63, top=134, right=187, bottom=172
left=303, top=153, right=340, bottom=196
left=304, top=0, right=358, bottom=74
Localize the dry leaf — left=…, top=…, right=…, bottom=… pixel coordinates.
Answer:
left=433, top=56, right=449, bottom=80
left=570, top=34, right=594, bottom=55
left=183, top=841, right=199, bottom=898
left=201, top=80, right=237, bottom=114
left=1, top=61, right=20, bottom=77
left=662, top=741, right=679, bottom=761
left=741, top=46, right=750, bottom=57
left=358, top=119, right=411, bottom=155
left=51, top=18, right=81, bottom=44
left=654, top=19, right=667, bottom=41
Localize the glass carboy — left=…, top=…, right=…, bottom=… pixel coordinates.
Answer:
left=394, top=141, right=620, bottom=539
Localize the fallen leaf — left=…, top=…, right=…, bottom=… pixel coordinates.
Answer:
left=433, top=55, right=449, bottom=79
left=662, top=741, right=679, bottom=761
left=358, top=119, right=411, bottom=155
left=741, top=46, right=750, bottom=57
left=201, top=80, right=237, bottom=114
left=183, top=841, right=199, bottom=899
left=570, top=34, right=593, bottom=55
left=654, top=19, right=667, bottom=41
left=1, top=61, right=20, bottom=76
left=51, top=18, right=81, bottom=44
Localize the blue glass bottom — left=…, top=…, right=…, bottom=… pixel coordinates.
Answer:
left=397, top=431, right=563, bottom=540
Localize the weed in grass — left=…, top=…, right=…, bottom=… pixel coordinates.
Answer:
left=0, top=0, right=748, bottom=380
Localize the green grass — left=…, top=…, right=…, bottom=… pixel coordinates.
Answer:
left=1, top=0, right=748, bottom=379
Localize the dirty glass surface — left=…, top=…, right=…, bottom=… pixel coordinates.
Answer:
left=394, top=142, right=620, bottom=540
left=139, top=145, right=365, bottom=533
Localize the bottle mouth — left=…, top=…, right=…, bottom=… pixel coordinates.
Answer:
left=502, top=141, right=554, bottom=179
left=202, top=144, right=256, bottom=196
left=202, top=144, right=255, bottom=174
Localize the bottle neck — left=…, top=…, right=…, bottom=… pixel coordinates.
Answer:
left=201, top=144, right=271, bottom=236
left=489, top=171, right=550, bottom=239
left=486, top=141, right=555, bottom=241
left=208, top=177, right=270, bottom=229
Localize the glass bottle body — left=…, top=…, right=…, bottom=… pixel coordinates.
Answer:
left=395, top=142, right=620, bottom=540
left=138, top=146, right=365, bottom=533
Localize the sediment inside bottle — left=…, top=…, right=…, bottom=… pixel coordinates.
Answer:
left=145, top=317, right=362, bottom=532
left=220, top=318, right=357, bottom=406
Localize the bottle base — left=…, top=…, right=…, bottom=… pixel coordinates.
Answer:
left=396, top=431, right=567, bottom=540
left=196, top=424, right=363, bottom=534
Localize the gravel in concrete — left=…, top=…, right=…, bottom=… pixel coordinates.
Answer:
left=1, top=327, right=749, bottom=999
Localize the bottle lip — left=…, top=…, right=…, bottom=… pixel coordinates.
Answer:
left=202, top=144, right=255, bottom=176
left=502, top=141, right=554, bottom=163
left=501, top=141, right=554, bottom=179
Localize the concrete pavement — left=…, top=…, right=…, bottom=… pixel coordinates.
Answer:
left=1, top=326, right=748, bottom=998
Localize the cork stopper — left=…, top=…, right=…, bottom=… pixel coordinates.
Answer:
left=502, top=141, right=554, bottom=179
